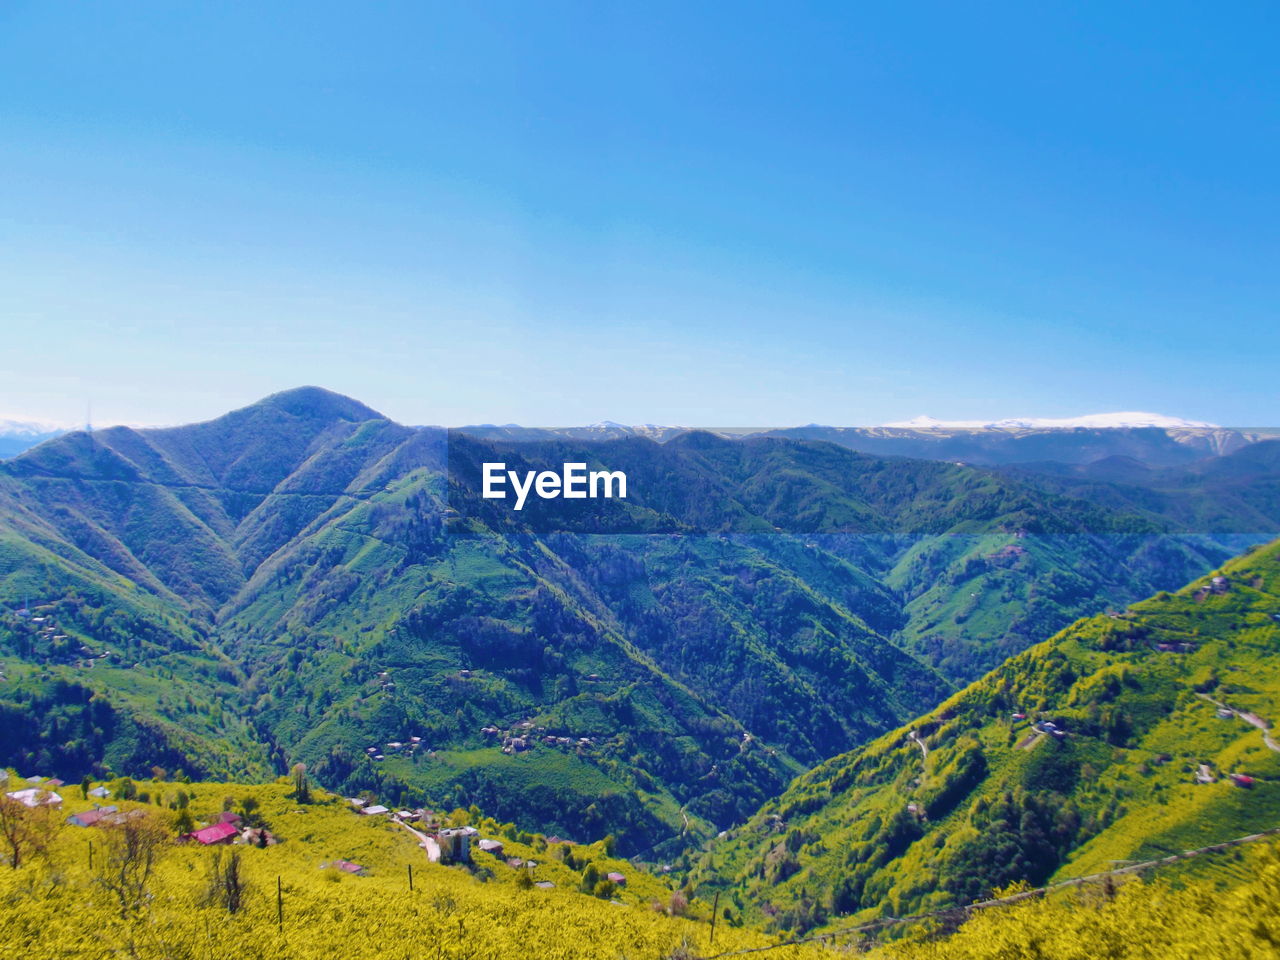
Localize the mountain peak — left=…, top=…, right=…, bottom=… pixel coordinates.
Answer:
left=236, top=386, right=387, bottom=424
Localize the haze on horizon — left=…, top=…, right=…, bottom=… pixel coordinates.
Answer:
left=1, top=2, right=1276, bottom=429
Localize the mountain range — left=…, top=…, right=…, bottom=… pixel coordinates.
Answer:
left=0, top=387, right=1277, bottom=861
left=6, top=409, right=1275, bottom=468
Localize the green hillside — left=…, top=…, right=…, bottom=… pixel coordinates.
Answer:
left=0, top=775, right=824, bottom=960
left=862, top=839, right=1280, bottom=960
left=691, top=537, right=1280, bottom=933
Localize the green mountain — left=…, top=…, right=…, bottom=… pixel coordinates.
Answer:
left=999, top=439, right=1280, bottom=534
left=0, top=388, right=1264, bottom=857
left=692, top=537, right=1280, bottom=932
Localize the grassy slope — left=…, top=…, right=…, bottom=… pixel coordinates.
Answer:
left=864, top=839, right=1280, bottom=960
left=0, top=777, right=824, bottom=959
left=693, top=537, right=1280, bottom=931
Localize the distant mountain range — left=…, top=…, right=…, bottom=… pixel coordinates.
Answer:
left=882, top=412, right=1220, bottom=429
left=458, top=413, right=1269, bottom=468
left=5, top=408, right=1273, bottom=468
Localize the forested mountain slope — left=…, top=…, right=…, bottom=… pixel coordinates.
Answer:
left=693, top=538, right=1280, bottom=933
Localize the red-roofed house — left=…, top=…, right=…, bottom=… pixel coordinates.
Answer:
left=185, top=822, right=239, bottom=845
left=66, top=806, right=118, bottom=827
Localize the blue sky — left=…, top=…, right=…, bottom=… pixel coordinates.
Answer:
left=0, top=2, right=1276, bottom=427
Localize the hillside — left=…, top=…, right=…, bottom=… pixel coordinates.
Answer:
left=0, top=775, right=823, bottom=959
left=0, top=389, right=1265, bottom=855
left=692, top=537, right=1280, bottom=933
left=861, top=839, right=1280, bottom=960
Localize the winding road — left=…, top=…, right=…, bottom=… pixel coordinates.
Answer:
left=396, top=819, right=441, bottom=862
left=1197, top=693, right=1280, bottom=754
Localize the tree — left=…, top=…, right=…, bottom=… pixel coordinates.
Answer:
left=291, top=763, right=311, bottom=804
left=239, top=795, right=262, bottom=827
left=0, top=795, right=57, bottom=869
left=173, top=807, right=195, bottom=835
left=95, top=811, right=169, bottom=918
left=203, top=848, right=248, bottom=914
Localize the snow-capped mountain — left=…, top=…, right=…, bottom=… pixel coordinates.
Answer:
left=882, top=412, right=1219, bottom=430
left=0, top=418, right=70, bottom=458
left=0, top=417, right=72, bottom=436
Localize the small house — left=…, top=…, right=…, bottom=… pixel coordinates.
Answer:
left=66, top=806, right=118, bottom=827
left=362, top=804, right=390, bottom=816
left=216, top=811, right=243, bottom=825
left=329, top=859, right=366, bottom=875
left=1230, top=773, right=1256, bottom=788
left=88, top=786, right=111, bottom=799
left=606, top=872, right=627, bottom=886
left=478, top=838, right=504, bottom=856
left=534, top=881, right=555, bottom=890
left=186, top=822, right=239, bottom=845
left=4, top=788, right=62, bottom=808
left=437, top=828, right=472, bottom=864
left=241, top=826, right=276, bottom=846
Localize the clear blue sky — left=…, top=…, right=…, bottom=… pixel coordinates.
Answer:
left=1, top=2, right=1276, bottom=427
